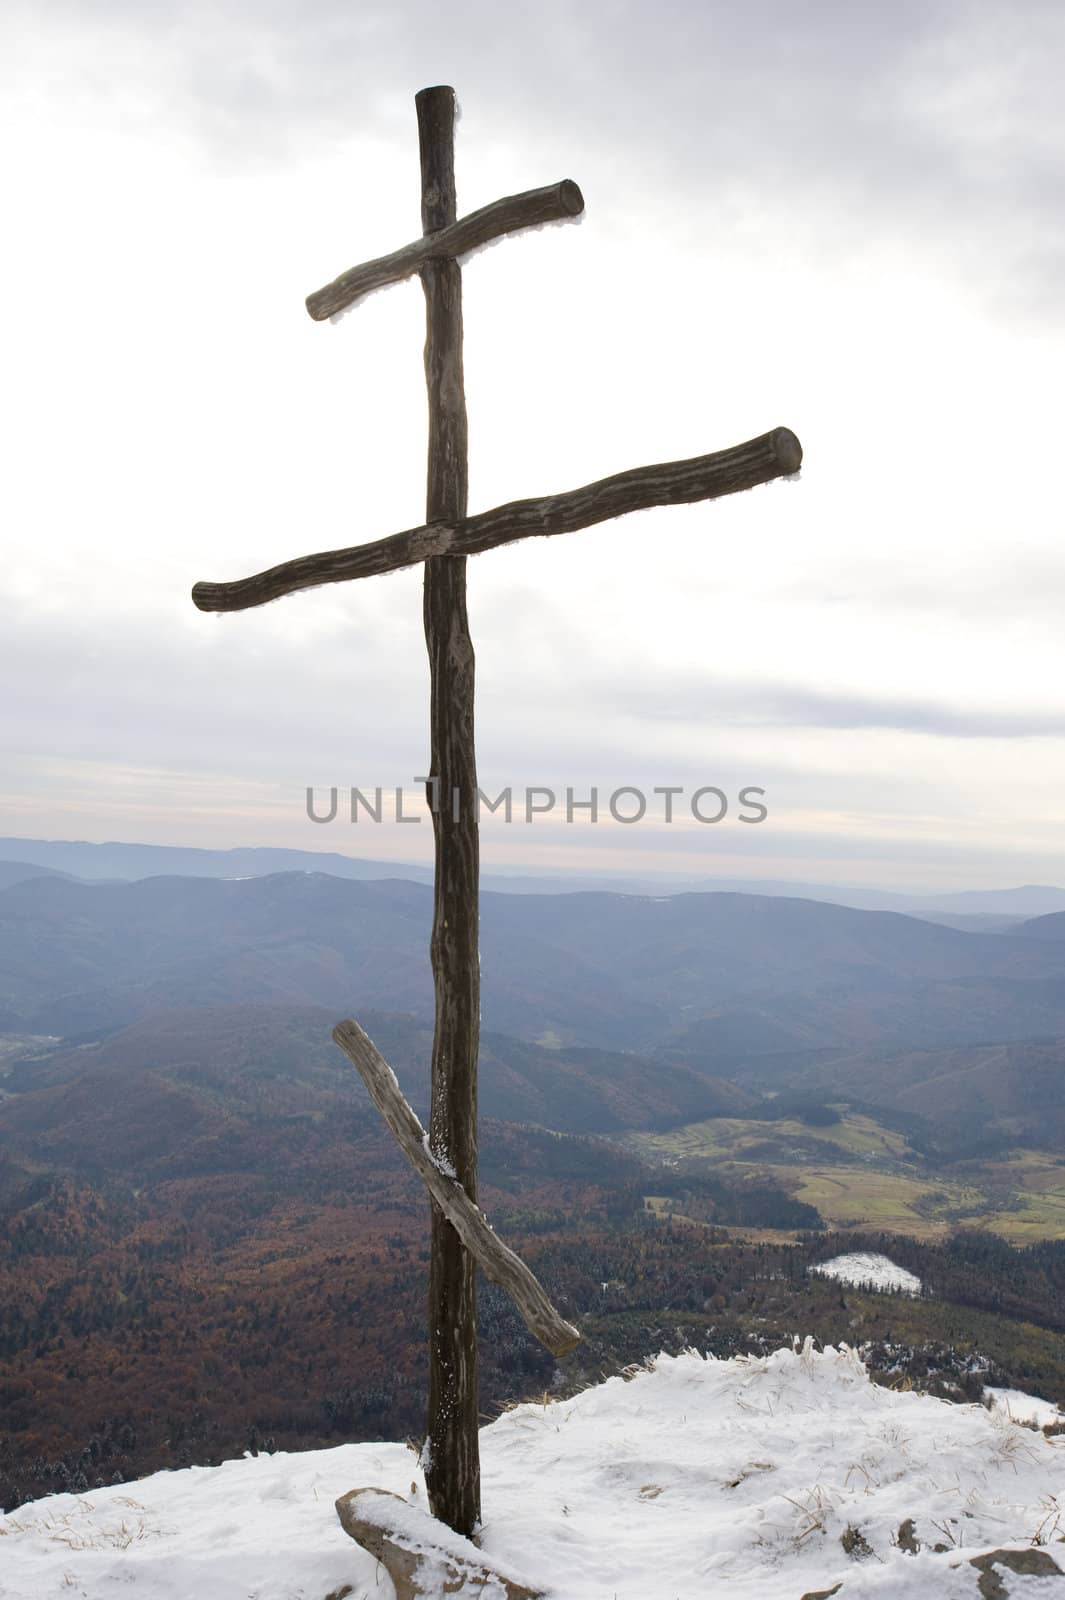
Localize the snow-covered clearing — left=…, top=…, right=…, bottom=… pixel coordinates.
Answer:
left=3, top=1341, right=1065, bottom=1598
left=811, top=1251, right=923, bottom=1295
left=987, top=1387, right=1064, bottom=1428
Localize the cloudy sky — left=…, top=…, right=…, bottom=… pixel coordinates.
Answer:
left=2, top=1, right=1063, bottom=889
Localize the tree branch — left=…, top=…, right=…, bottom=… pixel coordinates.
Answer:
left=191, top=426, right=802, bottom=613
left=305, top=180, right=584, bottom=321
left=332, top=1019, right=580, bottom=1358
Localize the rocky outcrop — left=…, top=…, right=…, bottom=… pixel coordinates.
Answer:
left=968, top=1546, right=1063, bottom=1599
left=801, top=1545, right=1064, bottom=1600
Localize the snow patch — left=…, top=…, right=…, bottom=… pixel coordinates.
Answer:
left=986, top=1386, right=1064, bottom=1427
left=812, top=1252, right=922, bottom=1296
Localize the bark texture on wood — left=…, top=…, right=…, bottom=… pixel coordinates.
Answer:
left=332, top=1020, right=580, bottom=1355
left=306, top=179, right=583, bottom=321
left=191, top=426, right=802, bottom=612
left=335, top=1488, right=544, bottom=1599
left=417, top=82, right=482, bottom=1540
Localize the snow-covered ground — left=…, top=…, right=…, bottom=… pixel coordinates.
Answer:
left=3, top=1341, right=1065, bottom=1599
left=811, top=1251, right=923, bottom=1295
left=987, top=1386, right=1064, bottom=1428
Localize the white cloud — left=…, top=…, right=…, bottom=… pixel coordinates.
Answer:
left=2, top=2, right=1063, bottom=888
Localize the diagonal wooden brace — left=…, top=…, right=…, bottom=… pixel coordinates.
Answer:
left=332, top=1019, right=580, bottom=1357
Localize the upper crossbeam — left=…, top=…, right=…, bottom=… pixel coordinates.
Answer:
left=305, top=179, right=584, bottom=321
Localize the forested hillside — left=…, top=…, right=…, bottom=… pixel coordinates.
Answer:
left=4, top=873, right=1065, bottom=1049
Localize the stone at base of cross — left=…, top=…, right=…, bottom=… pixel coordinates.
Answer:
left=335, top=1487, right=543, bottom=1599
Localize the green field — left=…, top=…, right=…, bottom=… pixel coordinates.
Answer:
left=626, top=1111, right=1065, bottom=1243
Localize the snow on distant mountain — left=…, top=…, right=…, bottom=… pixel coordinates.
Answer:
left=811, top=1252, right=923, bottom=1295
left=3, top=1341, right=1064, bottom=1599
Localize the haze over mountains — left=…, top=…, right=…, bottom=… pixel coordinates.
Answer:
left=3, top=866, right=1065, bottom=1054
left=4, top=835, right=1065, bottom=919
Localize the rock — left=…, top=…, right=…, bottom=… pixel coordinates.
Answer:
left=967, top=1547, right=1063, bottom=1599
left=896, top=1518, right=919, bottom=1554
left=799, top=1584, right=842, bottom=1600
left=839, top=1525, right=873, bottom=1560
left=335, top=1486, right=543, bottom=1600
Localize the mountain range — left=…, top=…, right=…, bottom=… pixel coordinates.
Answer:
left=4, top=835, right=1065, bottom=918
left=2, top=868, right=1065, bottom=1055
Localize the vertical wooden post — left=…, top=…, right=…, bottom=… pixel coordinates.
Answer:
left=416, top=85, right=481, bottom=1536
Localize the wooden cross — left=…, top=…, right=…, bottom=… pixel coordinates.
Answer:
left=192, top=85, right=802, bottom=1538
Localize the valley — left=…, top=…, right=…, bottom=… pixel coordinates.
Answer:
left=3, top=860, right=1065, bottom=1515
left=629, top=1107, right=1065, bottom=1240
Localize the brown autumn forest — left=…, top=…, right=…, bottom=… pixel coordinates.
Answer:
left=0, top=1001, right=823, bottom=1509
left=7, top=1004, right=1065, bottom=1516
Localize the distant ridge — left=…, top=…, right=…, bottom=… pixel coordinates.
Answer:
left=0, top=836, right=436, bottom=887
left=2, top=836, right=1063, bottom=917
left=1015, top=910, right=1065, bottom=941
left=0, top=860, right=74, bottom=890
left=4, top=870, right=1065, bottom=1052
